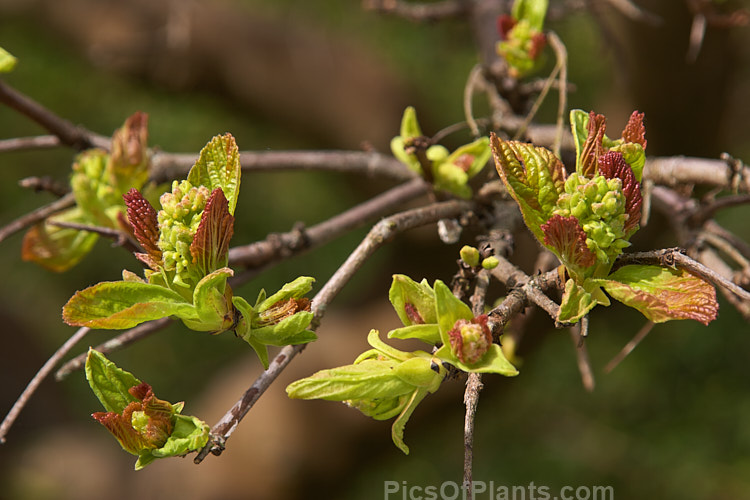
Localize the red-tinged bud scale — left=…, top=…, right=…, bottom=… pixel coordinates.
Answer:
left=448, top=315, right=492, bottom=365
left=257, top=298, right=311, bottom=327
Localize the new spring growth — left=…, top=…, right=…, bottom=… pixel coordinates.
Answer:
left=287, top=330, right=446, bottom=454
left=496, top=0, right=548, bottom=78
left=85, top=349, right=209, bottom=470
left=63, top=134, right=316, bottom=368
left=22, top=112, right=152, bottom=271
left=492, top=109, right=718, bottom=324
left=391, top=107, right=490, bottom=199
left=460, top=245, right=500, bottom=270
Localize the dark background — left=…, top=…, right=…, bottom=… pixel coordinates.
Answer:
left=1, top=1, right=749, bottom=499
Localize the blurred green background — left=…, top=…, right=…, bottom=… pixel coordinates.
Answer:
left=1, top=1, right=749, bottom=499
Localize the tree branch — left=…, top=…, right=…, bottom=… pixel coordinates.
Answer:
left=0, top=135, right=63, bottom=152
left=0, top=80, right=108, bottom=150
left=0, top=192, right=75, bottom=244
left=195, top=198, right=474, bottom=463
left=0, top=327, right=91, bottom=443
left=362, top=0, right=468, bottom=22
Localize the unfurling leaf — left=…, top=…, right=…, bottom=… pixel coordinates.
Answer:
left=578, top=111, right=606, bottom=178
left=490, top=133, right=566, bottom=242
left=597, top=152, right=642, bottom=236
left=621, top=110, right=647, bottom=150
left=63, top=281, right=196, bottom=329
left=598, top=265, right=719, bottom=325
left=85, top=350, right=209, bottom=470
left=389, top=274, right=438, bottom=327
left=21, top=209, right=99, bottom=272
left=0, top=46, right=18, bottom=72
left=189, top=188, right=234, bottom=276
left=187, top=133, right=241, bottom=215
left=123, top=188, right=162, bottom=265
left=541, top=214, right=596, bottom=276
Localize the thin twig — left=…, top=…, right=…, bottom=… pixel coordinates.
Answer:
left=604, top=321, right=655, bottom=373
left=195, top=198, right=474, bottom=463
left=150, top=149, right=414, bottom=184
left=700, top=231, right=750, bottom=271
left=548, top=32, right=568, bottom=158
left=0, top=327, right=91, bottom=443
left=690, top=194, right=750, bottom=226
left=47, top=220, right=140, bottom=254
left=463, top=268, right=490, bottom=492
left=703, top=220, right=750, bottom=262
left=570, top=321, right=595, bottom=392
left=0, top=80, right=108, bottom=150
left=19, top=176, right=70, bottom=197
left=362, top=0, right=468, bottom=22
left=0, top=192, right=75, bottom=244
left=228, top=177, right=429, bottom=270
left=55, top=318, right=173, bottom=380
left=0, top=135, right=62, bottom=152
left=463, top=64, right=484, bottom=138
left=604, top=0, right=661, bottom=25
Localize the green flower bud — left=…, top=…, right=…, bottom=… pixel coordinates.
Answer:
left=481, top=256, right=499, bottom=270
left=448, top=315, right=492, bottom=365
left=460, top=245, right=481, bottom=267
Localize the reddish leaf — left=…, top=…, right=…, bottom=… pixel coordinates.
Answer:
left=111, top=112, right=149, bottom=168
left=601, top=265, right=718, bottom=325
left=123, top=188, right=161, bottom=265
left=597, top=151, right=642, bottom=235
left=190, top=188, right=234, bottom=275
left=579, top=111, right=606, bottom=178
left=621, top=110, right=647, bottom=150
left=497, top=14, right=516, bottom=39
left=541, top=215, right=597, bottom=270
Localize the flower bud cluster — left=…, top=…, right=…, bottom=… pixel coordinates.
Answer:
left=157, top=180, right=210, bottom=287
left=553, top=173, right=631, bottom=264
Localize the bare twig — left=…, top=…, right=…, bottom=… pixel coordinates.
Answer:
left=47, top=220, right=140, bottom=254
left=0, top=327, right=91, bottom=443
left=150, top=149, right=414, bottom=184
left=55, top=318, right=173, bottom=380
left=604, top=321, right=655, bottom=373
left=19, top=176, right=70, bottom=197
left=0, top=135, right=62, bottom=152
left=195, top=198, right=474, bottom=463
left=228, top=177, right=429, bottom=271
left=643, top=156, right=750, bottom=192
left=0, top=80, right=108, bottom=150
left=570, top=324, right=595, bottom=392
left=604, top=0, right=661, bottom=25
left=703, top=220, right=750, bottom=262
left=0, top=192, right=75, bottom=244
left=362, top=0, right=468, bottom=22
left=489, top=255, right=562, bottom=325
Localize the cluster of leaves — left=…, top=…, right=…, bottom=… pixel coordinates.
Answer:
left=391, top=107, right=491, bottom=199
left=22, top=112, right=157, bottom=271
left=85, top=349, right=209, bottom=470
left=62, top=134, right=316, bottom=368
left=492, top=110, right=719, bottom=324
left=287, top=274, right=517, bottom=454
left=496, top=0, right=548, bottom=78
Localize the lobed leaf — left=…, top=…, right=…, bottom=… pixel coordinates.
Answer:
left=63, top=281, right=197, bottom=329
left=557, top=279, right=599, bottom=324
left=187, top=133, right=241, bottom=215
left=490, top=133, right=566, bottom=242
left=598, top=265, right=719, bottom=325
left=578, top=111, right=606, bottom=178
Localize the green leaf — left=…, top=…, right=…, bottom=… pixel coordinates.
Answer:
left=0, top=46, right=18, bottom=72
left=610, top=142, right=646, bottom=182
left=446, top=137, right=491, bottom=179
left=187, top=133, right=242, bottom=215
left=434, top=280, right=473, bottom=347
left=286, top=359, right=416, bottom=401
left=63, top=281, right=197, bottom=329
left=387, top=324, right=441, bottom=344
left=189, top=189, right=235, bottom=276
left=512, top=0, right=548, bottom=31
left=232, top=295, right=270, bottom=368
left=557, top=279, right=599, bottom=324
left=434, top=344, right=519, bottom=376
left=150, top=414, right=210, bottom=460
left=256, top=276, right=315, bottom=312
left=250, top=311, right=316, bottom=346
left=570, top=109, right=589, bottom=175
left=433, top=162, right=471, bottom=199
left=399, top=106, right=422, bottom=139
left=391, top=387, right=429, bottom=455
left=597, top=265, right=719, bottom=325
left=490, top=134, right=566, bottom=242
left=392, top=356, right=445, bottom=390
left=187, top=268, right=234, bottom=332
left=85, top=349, right=141, bottom=414
left=389, top=275, right=437, bottom=326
